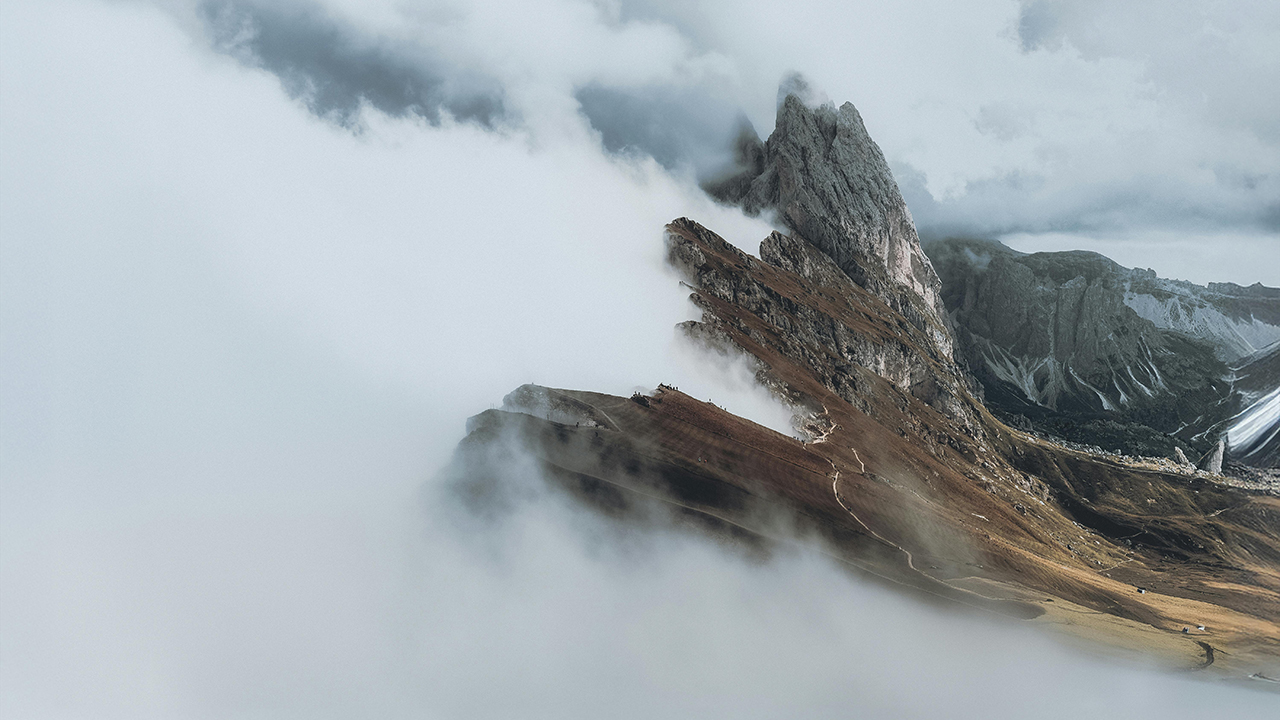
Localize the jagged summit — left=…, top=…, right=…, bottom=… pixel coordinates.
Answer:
left=708, top=91, right=951, bottom=360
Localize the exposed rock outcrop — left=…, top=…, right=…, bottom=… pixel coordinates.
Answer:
left=1227, top=344, right=1280, bottom=467
left=445, top=85, right=1280, bottom=677
left=1126, top=273, right=1280, bottom=362
left=1174, top=446, right=1191, bottom=466
left=447, top=215, right=1280, bottom=676
left=708, top=93, right=952, bottom=362
left=1202, top=439, right=1226, bottom=475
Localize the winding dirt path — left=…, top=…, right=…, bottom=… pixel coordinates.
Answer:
left=809, top=437, right=922, bottom=575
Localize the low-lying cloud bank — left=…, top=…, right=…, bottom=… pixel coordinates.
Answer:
left=7, top=435, right=1279, bottom=718
left=1, top=0, right=1277, bottom=717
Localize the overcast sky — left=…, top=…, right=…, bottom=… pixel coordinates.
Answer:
left=3, top=1, right=1279, bottom=717
left=176, top=0, right=1280, bottom=284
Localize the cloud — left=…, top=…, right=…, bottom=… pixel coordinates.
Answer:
left=2, top=0, right=1278, bottom=716
left=173, top=0, right=1279, bottom=271
left=196, top=0, right=507, bottom=127
left=574, top=82, right=748, bottom=178
left=6, top=412, right=1278, bottom=718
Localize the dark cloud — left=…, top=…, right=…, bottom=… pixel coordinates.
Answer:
left=1016, top=0, right=1065, bottom=52
left=903, top=160, right=1280, bottom=240
left=198, top=0, right=507, bottom=128
left=1263, top=203, right=1280, bottom=233
left=575, top=83, right=749, bottom=179
left=891, top=162, right=949, bottom=236
left=185, top=0, right=1278, bottom=250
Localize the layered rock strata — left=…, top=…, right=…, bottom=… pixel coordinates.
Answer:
left=665, top=218, right=983, bottom=438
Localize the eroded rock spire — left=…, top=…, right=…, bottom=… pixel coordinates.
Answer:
left=708, top=87, right=951, bottom=359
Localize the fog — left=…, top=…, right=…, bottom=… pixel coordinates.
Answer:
left=1, top=0, right=1276, bottom=717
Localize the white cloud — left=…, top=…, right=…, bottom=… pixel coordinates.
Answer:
left=2, top=1, right=1277, bottom=716
left=162, top=0, right=1280, bottom=279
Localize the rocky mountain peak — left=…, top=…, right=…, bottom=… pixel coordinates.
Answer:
left=708, top=91, right=951, bottom=359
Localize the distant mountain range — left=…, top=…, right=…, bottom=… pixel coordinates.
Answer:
left=926, top=238, right=1280, bottom=466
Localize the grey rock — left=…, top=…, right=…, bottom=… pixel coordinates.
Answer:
left=1125, top=274, right=1280, bottom=362
left=1226, top=344, right=1280, bottom=467
left=708, top=94, right=952, bottom=361
left=1201, top=439, right=1225, bottom=475
left=665, top=218, right=984, bottom=437
left=925, top=237, right=1271, bottom=463
left=1174, top=446, right=1191, bottom=466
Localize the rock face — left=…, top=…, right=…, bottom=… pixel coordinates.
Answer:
left=665, top=218, right=984, bottom=436
left=1202, top=439, right=1226, bottom=474
left=925, top=237, right=1280, bottom=464
left=708, top=94, right=952, bottom=361
left=444, top=85, right=1280, bottom=676
left=1227, top=343, right=1280, bottom=467
left=1174, top=446, right=1191, bottom=466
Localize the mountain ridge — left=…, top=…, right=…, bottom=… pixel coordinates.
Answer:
left=447, top=215, right=1280, bottom=680
left=446, top=87, right=1280, bottom=683
left=926, top=236, right=1280, bottom=466
left=707, top=94, right=954, bottom=365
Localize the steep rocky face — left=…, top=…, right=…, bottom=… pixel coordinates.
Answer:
left=927, top=237, right=1280, bottom=465
left=1202, top=439, right=1226, bottom=474
left=444, top=86, right=1280, bottom=676
left=665, top=218, right=984, bottom=436
left=708, top=94, right=952, bottom=362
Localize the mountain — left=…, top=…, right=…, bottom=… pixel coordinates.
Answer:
left=445, top=91, right=1280, bottom=681
left=926, top=237, right=1280, bottom=465
left=706, top=93, right=953, bottom=364
left=1128, top=275, right=1280, bottom=362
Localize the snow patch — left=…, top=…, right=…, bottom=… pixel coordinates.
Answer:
left=1228, top=387, right=1280, bottom=460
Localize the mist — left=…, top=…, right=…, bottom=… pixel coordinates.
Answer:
left=1, top=0, right=1276, bottom=717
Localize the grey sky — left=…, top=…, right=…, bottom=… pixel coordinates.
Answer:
left=199, top=0, right=508, bottom=127
left=2, top=0, right=1278, bottom=716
